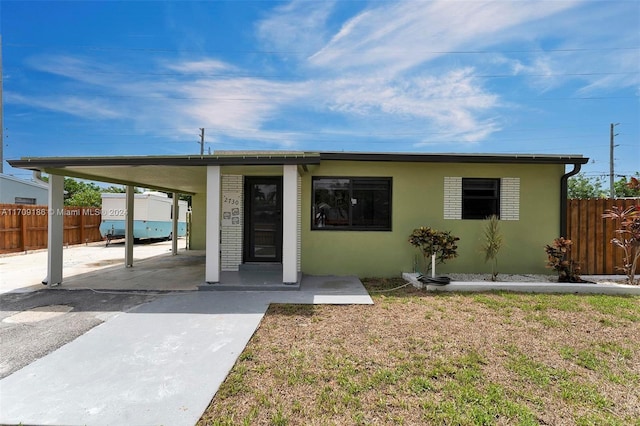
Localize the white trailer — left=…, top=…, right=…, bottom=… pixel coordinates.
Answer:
left=99, top=192, right=188, bottom=244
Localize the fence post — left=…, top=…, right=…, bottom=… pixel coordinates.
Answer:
left=20, top=206, right=27, bottom=252
left=80, top=207, right=86, bottom=244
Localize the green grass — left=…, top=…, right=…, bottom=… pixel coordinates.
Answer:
left=586, top=295, right=640, bottom=322
left=199, top=284, right=640, bottom=425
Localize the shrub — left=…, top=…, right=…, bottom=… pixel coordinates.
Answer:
left=409, top=227, right=459, bottom=275
left=602, top=205, right=640, bottom=285
left=545, top=237, right=581, bottom=283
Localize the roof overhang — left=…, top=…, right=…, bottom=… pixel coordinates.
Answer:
left=7, top=151, right=588, bottom=194
left=7, top=153, right=322, bottom=194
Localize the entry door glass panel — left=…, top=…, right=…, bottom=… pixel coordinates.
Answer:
left=245, top=178, right=282, bottom=262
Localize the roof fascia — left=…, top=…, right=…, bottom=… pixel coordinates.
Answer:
left=8, top=154, right=321, bottom=169
left=319, top=152, right=589, bottom=165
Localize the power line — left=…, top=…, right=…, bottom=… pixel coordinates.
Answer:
left=9, top=91, right=638, bottom=102
left=6, top=42, right=639, bottom=55
left=9, top=66, right=638, bottom=80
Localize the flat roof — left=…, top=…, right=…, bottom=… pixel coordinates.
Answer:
left=7, top=151, right=588, bottom=194
left=0, top=173, right=49, bottom=189
left=8, top=152, right=322, bottom=169
left=318, top=152, right=588, bottom=164
left=8, top=151, right=587, bottom=169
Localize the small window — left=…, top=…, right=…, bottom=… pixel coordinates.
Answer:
left=15, top=197, right=37, bottom=205
left=312, top=177, right=391, bottom=231
left=462, top=178, right=500, bottom=219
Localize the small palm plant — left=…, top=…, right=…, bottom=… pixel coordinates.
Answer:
left=482, top=215, right=503, bottom=281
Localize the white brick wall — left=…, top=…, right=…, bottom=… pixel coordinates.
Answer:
left=500, top=177, right=520, bottom=221
left=444, top=177, right=462, bottom=220
left=220, top=175, right=243, bottom=271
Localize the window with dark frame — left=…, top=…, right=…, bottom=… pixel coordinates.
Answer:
left=14, top=197, right=37, bottom=205
left=462, top=178, right=500, bottom=219
left=312, top=177, right=392, bottom=231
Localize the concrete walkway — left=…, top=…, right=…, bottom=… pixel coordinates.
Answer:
left=0, top=276, right=372, bottom=426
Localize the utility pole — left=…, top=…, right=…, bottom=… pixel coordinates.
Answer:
left=610, top=123, right=619, bottom=198
left=199, top=127, right=205, bottom=155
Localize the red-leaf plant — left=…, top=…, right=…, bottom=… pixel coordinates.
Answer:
left=545, top=237, right=581, bottom=283
left=602, top=205, right=640, bottom=285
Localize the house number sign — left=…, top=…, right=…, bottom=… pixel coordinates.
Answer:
left=222, top=190, right=241, bottom=226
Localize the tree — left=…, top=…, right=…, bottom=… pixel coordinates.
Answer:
left=64, top=178, right=102, bottom=207
left=567, top=172, right=640, bottom=199
left=408, top=227, right=459, bottom=275
left=102, top=185, right=127, bottom=193
left=614, top=173, right=640, bottom=198
left=567, top=173, right=605, bottom=199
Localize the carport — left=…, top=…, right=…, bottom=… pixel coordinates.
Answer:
left=8, top=153, right=320, bottom=289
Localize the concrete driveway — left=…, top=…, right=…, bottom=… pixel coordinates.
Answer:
left=0, top=243, right=373, bottom=426
left=0, top=239, right=183, bottom=294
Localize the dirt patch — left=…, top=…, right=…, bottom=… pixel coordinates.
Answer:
left=199, top=279, right=640, bottom=425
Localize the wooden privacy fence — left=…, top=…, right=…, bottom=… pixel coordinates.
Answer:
left=0, top=204, right=103, bottom=254
left=566, top=198, right=640, bottom=275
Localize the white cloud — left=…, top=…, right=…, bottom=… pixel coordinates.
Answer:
left=256, top=0, right=336, bottom=55
left=163, top=59, right=235, bottom=74
left=13, top=0, right=637, bottom=152
left=170, top=77, right=310, bottom=141
left=6, top=92, right=122, bottom=119
left=18, top=54, right=310, bottom=147
left=308, top=0, right=579, bottom=75
left=320, top=68, right=500, bottom=143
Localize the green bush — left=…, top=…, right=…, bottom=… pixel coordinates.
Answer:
left=409, top=227, right=459, bottom=275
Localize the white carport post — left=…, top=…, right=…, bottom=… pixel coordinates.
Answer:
left=124, top=185, right=134, bottom=267
left=172, top=193, right=179, bottom=255
left=45, top=174, right=64, bottom=286
left=282, top=165, right=298, bottom=284
left=205, top=165, right=221, bottom=283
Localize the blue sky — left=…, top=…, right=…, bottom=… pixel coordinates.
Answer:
left=2, top=0, right=638, bottom=182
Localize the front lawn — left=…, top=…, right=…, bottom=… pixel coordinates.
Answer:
left=199, top=279, right=640, bottom=425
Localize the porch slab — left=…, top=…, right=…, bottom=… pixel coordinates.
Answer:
left=199, top=270, right=302, bottom=291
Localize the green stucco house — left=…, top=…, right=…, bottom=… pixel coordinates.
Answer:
left=8, top=151, right=588, bottom=285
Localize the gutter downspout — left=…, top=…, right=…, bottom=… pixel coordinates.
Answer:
left=560, top=163, right=582, bottom=237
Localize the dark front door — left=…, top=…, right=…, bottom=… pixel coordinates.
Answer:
left=244, top=177, right=283, bottom=263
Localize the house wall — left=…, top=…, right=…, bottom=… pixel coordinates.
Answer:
left=190, top=192, right=207, bottom=250
left=0, top=175, right=49, bottom=205
left=188, top=172, right=302, bottom=273
left=301, top=160, right=564, bottom=277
